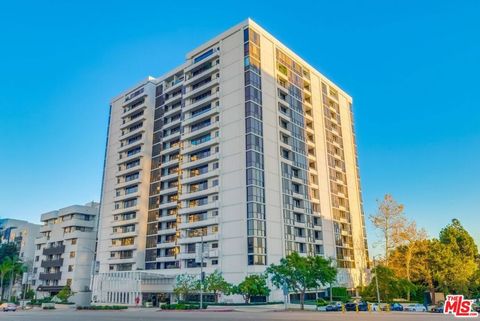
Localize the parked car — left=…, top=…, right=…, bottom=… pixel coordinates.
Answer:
left=0, top=303, right=17, bottom=312
left=431, top=302, right=444, bottom=313
left=345, top=301, right=368, bottom=311
left=382, top=303, right=404, bottom=311
left=406, top=304, right=427, bottom=312
left=370, top=303, right=381, bottom=311
left=325, top=302, right=342, bottom=311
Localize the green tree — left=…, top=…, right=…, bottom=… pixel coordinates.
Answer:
left=439, top=219, right=478, bottom=258
left=0, top=257, right=14, bottom=300
left=57, top=285, right=73, bottom=302
left=173, top=274, right=198, bottom=301
left=233, top=274, right=270, bottom=304
left=203, top=270, right=233, bottom=302
left=369, top=194, right=406, bottom=265
left=0, top=243, right=19, bottom=263
left=267, top=252, right=337, bottom=310
left=389, top=221, right=427, bottom=300
left=10, top=257, right=24, bottom=297
left=362, top=265, right=415, bottom=302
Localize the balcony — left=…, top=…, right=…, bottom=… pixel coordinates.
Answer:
left=179, top=185, right=219, bottom=201
left=40, top=258, right=64, bottom=268
left=184, top=76, right=220, bottom=100
left=178, top=216, right=218, bottom=230
left=178, top=200, right=219, bottom=215
left=39, top=272, right=62, bottom=281
left=182, top=121, right=220, bottom=141
left=183, top=92, right=219, bottom=114
left=43, top=245, right=65, bottom=256
left=185, top=50, right=220, bottom=74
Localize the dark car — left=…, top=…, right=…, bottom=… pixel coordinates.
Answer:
left=431, top=303, right=444, bottom=313
left=390, top=303, right=404, bottom=311
left=345, top=301, right=368, bottom=311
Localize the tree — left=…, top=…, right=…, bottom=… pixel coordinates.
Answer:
left=0, top=243, right=19, bottom=263
left=361, top=265, right=415, bottom=302
left=437, top=219, right=478, bottom=294
left=267, top=252, right=337, bottom=310
left=370, top=194, right=406, bottom=265
left=440, top=219, right=478, bottom=258
left=7, top=256, right=24, bottom=299
left=57, top=285, right=73, bottom=302
left=173, top=274, right=198, bottom=301
left=0, top=257, right=14, bottom=300
left=203, top=270, right=233, bottom=303
left=389, top=221, right=427, bottom=300
left=233, top=274, right=270, bottom=304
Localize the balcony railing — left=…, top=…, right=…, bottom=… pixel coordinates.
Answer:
left=42, top=245, right=65, bottom=255
left=39, top=272, right=62, bottom=281
left=40, top=258, right=64, bottom=268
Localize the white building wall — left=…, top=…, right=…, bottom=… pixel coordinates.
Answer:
left=95, top=18, right=368, bottom=304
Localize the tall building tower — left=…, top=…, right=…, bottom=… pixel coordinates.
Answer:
left=95, top=18, right=368, bottom=304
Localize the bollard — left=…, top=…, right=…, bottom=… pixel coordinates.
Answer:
left=342, top=304, right=345, bottom=313
left=368, top=304, right=371, bottom=312
left=356, top=304, right=359, bottom=313
left=386, top=304, right=390, bottom=312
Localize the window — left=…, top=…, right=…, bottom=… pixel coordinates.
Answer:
left=127, top=146, right=141, bottom=157
left=193, top=48, right=214, bottom=63
left=126, top=159, right=140, bottom=169
left=70, top=251, right=75, bottom=258
left=71, top=239, right=77, bottom=245
left=125, top=185, right=138, bottom=195
left=191, top=104, right=211, bottom=117
left=125, top=172, right=139, bottom=182
left=191, top=134, right=211, bottom=145
left=68, top=265, right=74, bottom=272
left=35, top=256, right=39, bottom=262
left=190, top=148, right=210, bottom=161
left=211, top=259, right=218, bottom=265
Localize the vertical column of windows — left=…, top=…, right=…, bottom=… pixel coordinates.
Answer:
left=276, top=48, right=319, bottom=257
left=244, top=28, right=267, bottom=266
left=321, top=83, right=355, bottom=269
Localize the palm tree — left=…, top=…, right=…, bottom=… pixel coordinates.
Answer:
left=0, top=257, right=14, bottom=300
left=7, top=256, right=25, bottom=299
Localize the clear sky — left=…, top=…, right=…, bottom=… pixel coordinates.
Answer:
left=1, top=0, right=479, bottom=254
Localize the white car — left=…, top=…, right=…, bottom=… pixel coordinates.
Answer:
left=0, top=303, right=17, bottom=312
left=406, top=304, right=426, bottom=312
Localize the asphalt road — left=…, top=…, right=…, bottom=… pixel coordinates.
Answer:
left=0, top=310, right=455, bottom=321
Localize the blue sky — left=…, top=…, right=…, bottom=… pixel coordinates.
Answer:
left=1, top=0, right=479, bottom=254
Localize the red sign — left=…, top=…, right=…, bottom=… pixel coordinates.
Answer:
left=444, top=295, right=478, bottom=318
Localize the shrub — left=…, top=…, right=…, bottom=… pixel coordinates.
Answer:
left=316, top=298, right=328, bottom=306
left=77, top=305, right=128, bottom=310
left=160, top=303, right=202, bottom=310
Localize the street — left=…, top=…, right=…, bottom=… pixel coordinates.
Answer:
left=0, top=310, right=455, bottom=321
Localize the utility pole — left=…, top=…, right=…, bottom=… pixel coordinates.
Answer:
left=199, top=232, right=204, bottom=309
left=373, top=256, right=381, bottom=304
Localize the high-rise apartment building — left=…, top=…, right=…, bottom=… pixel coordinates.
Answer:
left=32, top=202, right=99, bottom=304
left=95, top=19, right=368, bottom=305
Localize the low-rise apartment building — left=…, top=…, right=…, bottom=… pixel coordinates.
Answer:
left=32, top=202, right=99, bottom=304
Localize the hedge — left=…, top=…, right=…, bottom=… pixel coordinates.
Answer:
left=77, top=305, right=128, bottom=310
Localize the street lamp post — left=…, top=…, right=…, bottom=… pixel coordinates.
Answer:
left=373, top=256, right=381, bottom=304
left=199, top=233, right=204, bottom=310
